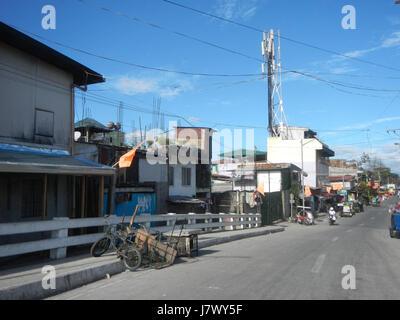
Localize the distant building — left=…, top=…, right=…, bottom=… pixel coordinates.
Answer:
left=267, top=126, right=335, bottom=188
left=329, top=175, right=356, bottom=191
left=74, top=117, right=125, bottom=147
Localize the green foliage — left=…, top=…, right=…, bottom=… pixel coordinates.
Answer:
left=290, top=181, right=301, bottom=206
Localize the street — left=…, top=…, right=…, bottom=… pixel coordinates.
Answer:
left=48, top=198, right=400, bottom=300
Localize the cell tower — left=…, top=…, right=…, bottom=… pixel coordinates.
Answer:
left=261, top=29, right=290, bottom=139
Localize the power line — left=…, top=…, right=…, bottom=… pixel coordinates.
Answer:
left=160, top=0, right=400, bottom=73
left=7, top=23, right=399, bottom=99
left=287, top=70, right=400, bottom=93
left=1, top=59, right=396, bottom=135
left=7, top=23, right=264, bottom=78
left=76, top=0, right=263, bottom=64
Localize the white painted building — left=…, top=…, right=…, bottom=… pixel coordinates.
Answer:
left=267, top=127, right=335, bottom=188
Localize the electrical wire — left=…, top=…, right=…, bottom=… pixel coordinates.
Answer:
left=7, top=23, right=264, bottom=78
left=76, top=0, right=263, bottom=64
left=160, top=0, right=400, bottom=73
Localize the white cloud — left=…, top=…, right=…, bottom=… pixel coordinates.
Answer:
left=332, top=143, right=400, bottom=174
left=214, top=0, right=258, bottom=21
left=305, top=31, right=400, bottom=77
left=339, top=116, right=400, bottom=131
left=387, top=16, right=400, bottom=26
left=112, top=75, right=193, bottom=97
left=332, top=31, right=400, bottom=63
left=187, top=117, right=200, bottom=123
left=114, top=77, right=157, bottom=95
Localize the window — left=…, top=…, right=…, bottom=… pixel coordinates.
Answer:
left=168, top=166, right=174, bottom=186
left=35, top=109, right=54, bottom=137
left=182, top=167, right=191, bottom=186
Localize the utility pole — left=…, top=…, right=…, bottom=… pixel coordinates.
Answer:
left=261, top=29, right=288, bottom=138
left=267, top=30, right=274, bottom=137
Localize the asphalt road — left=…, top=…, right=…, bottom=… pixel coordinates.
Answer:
left=49, top=198, right=400, bottom=300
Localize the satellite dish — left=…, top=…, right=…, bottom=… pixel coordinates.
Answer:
left=107, top=121, right=115, bottom=129
left=74, top=131, right=81, bottom=141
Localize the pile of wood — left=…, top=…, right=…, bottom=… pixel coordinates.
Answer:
left=135, top=229, right=177, bottom=266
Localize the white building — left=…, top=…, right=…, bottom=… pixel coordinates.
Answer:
left=267, top=127, right=335, bottom=188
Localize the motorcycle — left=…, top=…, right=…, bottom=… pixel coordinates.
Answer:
left=303, top=211, right=314, bottom=225
left=297, top=211, right=314, bottom=225
left=328, top=214, right=336, bottom=225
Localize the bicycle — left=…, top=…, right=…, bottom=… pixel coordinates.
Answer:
left=90, top=216, right=142, bottom=271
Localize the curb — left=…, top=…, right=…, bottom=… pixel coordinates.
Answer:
left=0, top=226, right=285, bottom=300
left=198, top=227, right=285, bottom=249
left=0, top=260, right=125, bottom=300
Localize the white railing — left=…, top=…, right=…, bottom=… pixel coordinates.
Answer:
left=0, top=213, right=261, bottom=259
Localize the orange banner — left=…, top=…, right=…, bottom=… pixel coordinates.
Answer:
left=256, top=181, right=265, bottom=196
left=305, top=185, right=312, bottom=197
left=332, top=184, right=342, bottom=191
left=118, top=141, right=146, bottom=168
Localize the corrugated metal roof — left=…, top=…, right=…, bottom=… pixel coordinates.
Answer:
left=219, top=149, right=267, bottom=158
left=74, top=118, right=110, bottom=131
left=0, top=145, right=114, bottom=175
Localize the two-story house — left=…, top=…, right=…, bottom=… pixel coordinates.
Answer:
left=0, top=22, right=114, bottom=230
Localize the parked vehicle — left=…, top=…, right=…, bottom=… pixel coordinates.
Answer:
left=389, top=211, right=400, bottom=239
left=303, top=211, right=314, bottom=225
left=371, top=196, right=380, bottom=207
left=91, top=216, right=142, bottom=271
left=352, top=201, right=360, bottom=213
left=296, top=208, right=314, bottom=225
left=342, top=202, right=354, bottom=217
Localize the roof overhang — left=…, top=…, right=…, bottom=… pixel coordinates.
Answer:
left=0, top=146, right=115, bottom=176
left=0, top=22, right=105, bottom=86
left=321, top=146, right=335, bottom=157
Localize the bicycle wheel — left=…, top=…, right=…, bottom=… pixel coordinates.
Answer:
left=90, top=237, right=111, bottom=257
left=122, top=247, right=142, bottom=271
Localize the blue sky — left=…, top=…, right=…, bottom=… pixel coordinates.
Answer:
left=2, top=0, right=400, bottom=170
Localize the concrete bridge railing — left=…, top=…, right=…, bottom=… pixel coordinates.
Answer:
left=0, top=213, right=261, bottom=260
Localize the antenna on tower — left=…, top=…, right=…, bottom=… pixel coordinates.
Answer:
left=118, top=101, right=123, bottom=132
left=262, top=29, right=289, bottom=139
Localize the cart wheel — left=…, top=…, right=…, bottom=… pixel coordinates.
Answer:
left=123, top=247, right=142, bottom=271
left=91, top=237, right=111, bottom=257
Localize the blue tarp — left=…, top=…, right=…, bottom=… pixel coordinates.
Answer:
left=103, top=193, right=156, bottom=216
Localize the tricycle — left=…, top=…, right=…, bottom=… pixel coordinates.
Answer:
left=342, top=202, right=354, bottom=217
left=371, top=196, right=380, bottom=207
left=389, top=211, right=400, bottom=238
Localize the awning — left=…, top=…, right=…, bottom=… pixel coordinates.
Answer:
left=0, top=145, right=115, bottom=176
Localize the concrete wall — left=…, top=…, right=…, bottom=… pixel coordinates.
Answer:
left=267, top=137, right=322, bottom=187
left=0, top=42, right=73, bottom=150
left=74, top=143, right=99, bottom=163
left=329, top=166, right=358, bottom=177
left=169, top=163, right=196, bottom=198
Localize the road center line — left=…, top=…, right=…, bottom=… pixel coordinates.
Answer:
left=332, top=237, right=338, bottom=242
left=346, top=229, right=352, bottom=232
left=311, top=254, right=326, bottom=273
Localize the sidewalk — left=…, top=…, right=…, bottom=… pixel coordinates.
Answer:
left=0, top=225, right=284, bottom=300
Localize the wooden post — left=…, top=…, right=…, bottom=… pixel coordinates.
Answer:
left=71, top=176, right=76, bottom=219
left=98, top=176, right=104, bottom=217
left=81, top=176, right=86, bottom=218
left=42, top=174, right=47, bottom=220
left=80, top=176, right=86, bottom=234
